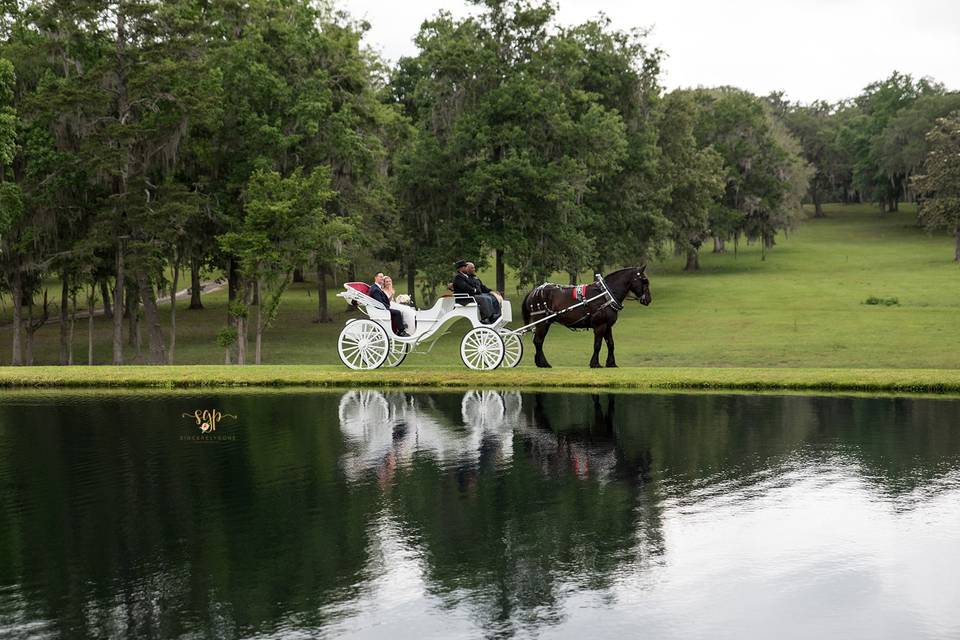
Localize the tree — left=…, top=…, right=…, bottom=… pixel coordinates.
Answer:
left=875, top=93, right=960, bottom=203
left=838, top=71, right=944, bottom=212
left=778, top=99, right=844, bottom=217
left=218, top=167, right=334, bottom=364
left=392, top=1, right=636, bottom=291
left=912, top=113, right=960, bottom=261
left=658, top=91, right=724, bottom=271
left=689, top=87, right=810, bottom=259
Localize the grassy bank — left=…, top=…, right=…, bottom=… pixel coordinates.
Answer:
left=2, top=364, right=960, bottom=394
left=1, top=203, right=959, bottom=370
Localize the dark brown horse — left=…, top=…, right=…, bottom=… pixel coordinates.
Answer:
left=521, top=266, right=651, bottom=368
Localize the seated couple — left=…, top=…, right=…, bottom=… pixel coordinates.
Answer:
left=369, top=273, right=415, bottom=337
left=451, top=260, right=502, bottom=324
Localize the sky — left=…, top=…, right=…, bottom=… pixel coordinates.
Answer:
left=345, top=0, right=960, bottom=104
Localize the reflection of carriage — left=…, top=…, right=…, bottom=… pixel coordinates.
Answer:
left=337, top=391, right=520, bottom=478
left=336, top=283, right=522, bottom=370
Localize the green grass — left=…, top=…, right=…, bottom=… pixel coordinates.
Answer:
left=1, top=202, right=959, bottom=375
left=1, top=364, right=960, bottom=394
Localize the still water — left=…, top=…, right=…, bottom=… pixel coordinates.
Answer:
left=0, top=390, right=959, bottom=639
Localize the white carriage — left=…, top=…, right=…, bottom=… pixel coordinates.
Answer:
left=336, top=282, right=523, bottom=370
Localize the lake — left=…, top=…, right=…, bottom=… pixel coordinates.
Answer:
left=1, top=390, right=958, bottom=639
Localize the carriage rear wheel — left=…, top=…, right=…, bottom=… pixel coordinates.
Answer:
left=338, top=319, right=390, bottom=370
left=384, top=338, right=409, bottom=368
left=501, top=333, right=523, bottom=368
left=460, top=327, right=505, bottom=370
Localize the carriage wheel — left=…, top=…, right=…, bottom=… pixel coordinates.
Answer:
left=500, top=333, right=523, bottom=368
left=460, top=327, right=505, bottom=370
left=384, top=338, right=409, bottom=368
left=337, top=319, right=390, bottom=370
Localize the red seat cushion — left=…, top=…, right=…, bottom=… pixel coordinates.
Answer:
left=345, top=282, right=370, bottom=295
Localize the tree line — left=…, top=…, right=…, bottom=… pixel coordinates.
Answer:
left=0, top=0, right=957, bottom=366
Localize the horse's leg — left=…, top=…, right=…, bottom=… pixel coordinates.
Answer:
left=604, top=326, right=617, bottom=368
left=533, top=322, right=553, bottom=368
left=590, top=325, right=606, bottom=368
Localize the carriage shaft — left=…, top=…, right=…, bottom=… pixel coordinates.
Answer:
left=509, top=291, right=612, bottom=335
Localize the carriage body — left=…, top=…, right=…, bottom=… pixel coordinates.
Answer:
left=335, top=283, right=521, bottom=370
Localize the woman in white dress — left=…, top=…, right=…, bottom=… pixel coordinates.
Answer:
left=383, top=276, right=416, bottom=336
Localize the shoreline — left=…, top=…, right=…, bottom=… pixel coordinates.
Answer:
left=1, top=365, right=960, bottom=395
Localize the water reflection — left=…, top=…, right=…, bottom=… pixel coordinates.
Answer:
left=0, top=391, right=958, bottom=639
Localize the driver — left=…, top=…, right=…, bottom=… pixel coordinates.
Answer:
left=452, top=260, right=502, bottom=324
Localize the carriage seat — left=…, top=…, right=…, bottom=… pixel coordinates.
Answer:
left=342, top=282, right=387, bottom=311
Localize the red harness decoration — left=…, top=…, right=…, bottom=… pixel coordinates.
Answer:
left=572, top=284, right=587, bottom=300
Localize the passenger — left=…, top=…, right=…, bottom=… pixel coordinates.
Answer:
left=452, top=260, right=502, bottom=324
left=369, top=272, right=408, bottom=336
left=383, top=276, right=416, bottom=336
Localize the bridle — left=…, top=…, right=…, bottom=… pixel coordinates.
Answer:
left=623, top=269, right=649, bottom=303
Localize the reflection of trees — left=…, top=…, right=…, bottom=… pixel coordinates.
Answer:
left=0, top=393, right=382, bottom=639
left=1, top=392, right=959, bottom=637
left=378, top=392, right=663, bottom=636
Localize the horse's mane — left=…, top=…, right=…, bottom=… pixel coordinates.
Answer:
left=605, top=266, right=643, bottom=279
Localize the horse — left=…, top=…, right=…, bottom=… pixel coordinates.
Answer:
left=520, top=266, right=651, bottom=368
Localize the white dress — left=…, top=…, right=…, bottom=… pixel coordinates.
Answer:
left=389, top=299, right=416, bottom=334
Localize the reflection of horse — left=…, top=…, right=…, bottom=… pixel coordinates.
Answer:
left=518, top=394, right=652, bottom=483
left=521, top=267, right=651, bottom=368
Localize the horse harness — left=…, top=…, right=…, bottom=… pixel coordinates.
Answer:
left=526, top=273, right=630, bottom=331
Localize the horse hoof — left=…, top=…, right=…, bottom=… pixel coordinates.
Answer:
left=606, top=363, right=618, bottom=368
left=537, top=362, right=552, bottom=369
left=590, top=362, right=601, bottom=369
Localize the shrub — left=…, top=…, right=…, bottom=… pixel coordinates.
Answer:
left=864, top=296, right=899, bottom=306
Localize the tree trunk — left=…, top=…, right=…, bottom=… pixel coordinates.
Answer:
left=955, top=225, right=960, bottom=263
left=227, top=256, right=238, bottom=364
left=228, top=256, right=238, bottom=303
left=68, top=286, right=77, bottom=365
left=87, top=284, right=96, bottom=365
left=406, top=261, right=415, bottom=306
left=292, top=267, right=304, bottom=283
left=100, top=278, right=113, bottom=319
left=568, top=271, right=577, bottom=285
left=316, top=264, right=330, bottom=323
left=712, top=237, right=726, bottom=253
left=255, top=279, right=262, bottom=365
left=236, top=283, right=247, bottom=365
left=347, top=264, right=356, bottom=283
left=25, top=290, right=47, bottom=366
left=496, top=249, right=505, bottom=294
left=135, top=271, right=166, bottom=365
left=26, top=297, right=34, bottom=366
left=59, top=274, right=70, bottom=365
left=112, top=245, right=124, bottom=365
left=812, top=187, right=825, bottom=218
left=169, top=257, right=179, bottom=364
left=189, top=255, right=203, bottom=309
left=127, top=284, right=138, bottom=348
left=684, top=247, right=700, bottom=271
left=10, top=268, right=23, bottom=365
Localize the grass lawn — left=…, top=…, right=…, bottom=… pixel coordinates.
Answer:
left=1, top=202, right=959, bottom=381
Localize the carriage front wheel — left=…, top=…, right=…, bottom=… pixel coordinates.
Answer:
left=338, top=319, right=390, bottom=370
left=460, top=327, right=505, bottom=370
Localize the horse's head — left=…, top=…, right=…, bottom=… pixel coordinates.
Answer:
left=630, top=265, right=651, bottom=306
